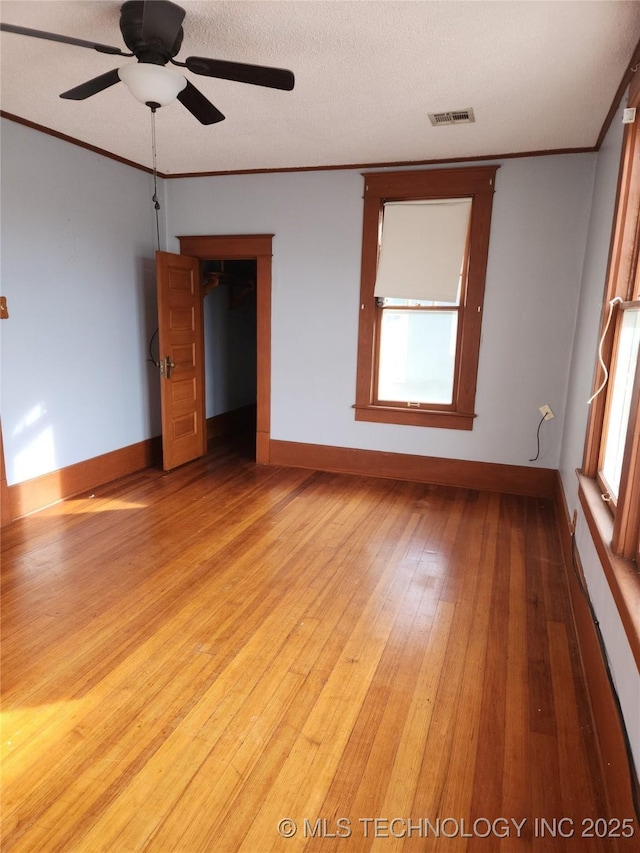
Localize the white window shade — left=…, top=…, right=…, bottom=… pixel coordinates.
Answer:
left=374, top=198, right=472, bottom=302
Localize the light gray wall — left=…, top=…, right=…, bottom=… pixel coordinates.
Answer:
left=559, top=100, right=640, bottom=774
left=0, top=119, right=162, bottom=485
left=166, top=155, right=595, bottom=466
left=2, top=128, right=598, bottom=483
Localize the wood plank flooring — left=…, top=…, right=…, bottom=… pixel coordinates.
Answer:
left=1, top=441, right=636, bottom=851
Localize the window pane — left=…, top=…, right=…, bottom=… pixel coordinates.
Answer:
left=377, top=310, right=458, bottom=404
left=601, top=307, right=640, bottom=498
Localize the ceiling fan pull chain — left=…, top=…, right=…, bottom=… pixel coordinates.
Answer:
left=150, top=106, right=161, bottom=251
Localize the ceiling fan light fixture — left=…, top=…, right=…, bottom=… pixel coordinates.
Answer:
left=118, top=61, right=186, bottom=107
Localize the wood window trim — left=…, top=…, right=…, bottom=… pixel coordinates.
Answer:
left=583, top=88, right=640, bottom=477
left=582, top=80, right=640, bottom=550
left=577, top=473, right=640, bottom=668
left=354, top=166, right=498, bottom=430
left=580, top=70, right=640, bottom=640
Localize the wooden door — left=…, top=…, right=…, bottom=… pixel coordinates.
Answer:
left=156, top=251, right=206, bottom=471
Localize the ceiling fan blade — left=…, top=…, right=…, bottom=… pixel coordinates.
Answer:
left=0, top=22, right=130, bottom=55
left=184, top=56, right=294, bottom=91
left=141, top=0, right=185, bottom=49
left=177, top=80, right=225, bottom=125
left=60, top=68, right=122, bottom=100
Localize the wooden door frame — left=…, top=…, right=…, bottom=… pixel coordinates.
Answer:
left=178, top=234, right=273, bottom=464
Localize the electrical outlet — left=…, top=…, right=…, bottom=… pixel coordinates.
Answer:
left=539, top=404, right=554, bottom=421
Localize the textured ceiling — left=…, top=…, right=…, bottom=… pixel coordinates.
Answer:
left=1, top=1, right=640, bottom=175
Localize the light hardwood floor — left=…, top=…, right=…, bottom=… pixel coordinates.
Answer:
left=1, top=441, right=636, bottom=851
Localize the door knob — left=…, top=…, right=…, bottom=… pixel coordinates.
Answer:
left=161, top=355, right=176, bottom=378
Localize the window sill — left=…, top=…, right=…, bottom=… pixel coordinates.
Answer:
left=577, top=472, right=640, bottom=670
left=353, top=404, right=475, bottom=430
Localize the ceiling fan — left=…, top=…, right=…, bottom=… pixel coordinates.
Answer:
left=0, top=0, right=295, bottom=125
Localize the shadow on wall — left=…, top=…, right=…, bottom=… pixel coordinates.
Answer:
left=202, top=259, right=257, bottom=419
left=139, top=256, right=161, bottom=438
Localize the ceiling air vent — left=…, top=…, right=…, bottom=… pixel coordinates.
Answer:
left=428, top=108, right=475, bottom=126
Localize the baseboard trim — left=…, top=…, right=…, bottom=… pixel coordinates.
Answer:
left=553, top=472, right=639, bottom=821
left=5, top=437, right=161, bottom=523
left=268, top=439, right=556, bottom=498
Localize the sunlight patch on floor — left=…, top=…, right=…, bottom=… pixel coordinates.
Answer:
left=52, top=497, right=149, bottom=515
left=1, top=698, right=85, bottom=770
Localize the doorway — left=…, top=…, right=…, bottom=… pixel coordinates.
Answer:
left=202, top=258, right=257, bottom=456
left=177, top=234, right=274, bottom=464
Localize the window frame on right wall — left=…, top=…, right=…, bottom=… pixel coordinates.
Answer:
left=582, top=73, right=640, bottom=570
left=353, top=166, right=498, bottom=431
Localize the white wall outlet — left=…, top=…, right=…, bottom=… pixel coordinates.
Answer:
left=539, top=404, right=554, bottom=421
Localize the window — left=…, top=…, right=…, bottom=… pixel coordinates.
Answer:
left=354, top=167, right=498, bottom=430
left=599, top=301, right=639, bottom=507
left=582, top=79, right=640, bottom=566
